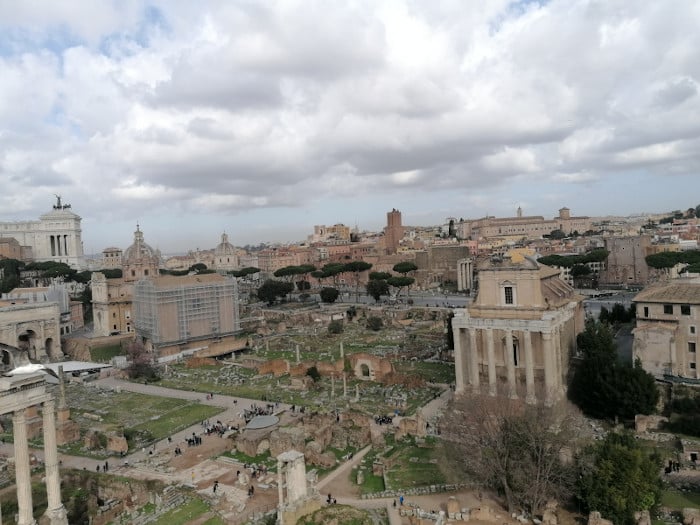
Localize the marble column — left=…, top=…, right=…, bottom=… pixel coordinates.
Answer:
left=453, top=328, right=466, bottom=393
left=504, top=329, right=517, bottom=398
left=486, top=329, right=497, bottom=396
left=523, top=330, right=536, bottom=404
left=542, top=331, right=555, bottom=406
left=554, top=326, right=564, bottom=395
left=13, top=409, right=36, bottom=525
left=343, top=373, right=347, bottom=398
left=277, top=460, right=285, bottom=508
left=42, top=400, right=68, bottom=525
left=468, top=329, right=480, bottom=393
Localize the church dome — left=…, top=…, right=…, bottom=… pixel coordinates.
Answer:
left=215, top=233, right=236, bottom=256
left=123, top=224, right=159, bottom=263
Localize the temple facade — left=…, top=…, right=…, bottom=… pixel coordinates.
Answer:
left=0, top=196, right=84, bottom=268
left=452, top=256, right=584, bottom=405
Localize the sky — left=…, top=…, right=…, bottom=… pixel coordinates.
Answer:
left=1, top=0, right=699, bottom=254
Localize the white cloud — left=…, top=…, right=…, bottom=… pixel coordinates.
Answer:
left=0, top=0, right=699, bottom=249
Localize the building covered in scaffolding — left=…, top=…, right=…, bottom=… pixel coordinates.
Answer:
left=133, top=273, right=241, bottom=354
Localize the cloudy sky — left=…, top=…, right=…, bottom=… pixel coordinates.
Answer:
left=1, top=1, right=699, bottom=253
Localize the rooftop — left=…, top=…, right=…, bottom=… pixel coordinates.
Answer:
left=634, top=281, right=700, bottom=304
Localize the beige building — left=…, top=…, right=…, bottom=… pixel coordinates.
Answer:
left=0, top=237, right=31, bottom=261
left=452, top=256, right=585, bottom=405
left=0, top=196, right=84, bottom=268
left=133, top=273, right=240, bottom=352
left=633, top=279, right=700, bottom=380
left=101, top=247, right=123, bottom=269
left=460, top=207, right=591, bottom=241
left=0, top=301, right=62, bottom=365
left=384, top=208, right=404, bottom=255
left=599, top=235, right=652, bottom=286
left=92, top=225, right=160, bottom=336
left=213, top=232, right=238, bottom=272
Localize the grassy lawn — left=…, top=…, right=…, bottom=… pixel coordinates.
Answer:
left=151, top=498, right=212, bottom=525
left=59, top=383, right=224, bottom=456
left=89, top=344, right=124, bottom=362
left=661, top=489, right=700, bottom=509
left=393, top=361, right=455, bottom=384
left=220, top=449, right=277, bottom=470
left=383, top=436, right=446, bottom=489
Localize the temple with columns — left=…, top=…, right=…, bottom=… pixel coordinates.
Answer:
left=452, top=255, right=585, bottom=405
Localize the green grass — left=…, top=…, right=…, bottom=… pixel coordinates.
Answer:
left=661, top=489, right=700, bottom=509
left=151, top=498, right=211, bottom=525
left=393, top=361, right=455, bottom=384
left=131, top=403, right=224, bottom=439
left=90, top=344, right=124, bottom=362
left=220, top=449, right=277, bottom=470
left=201, top=517, right=226, bottom=525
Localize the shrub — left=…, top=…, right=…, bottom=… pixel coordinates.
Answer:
left=367, top=316, right=383, bottom=331
left=328, top=320, right=344, bottom=334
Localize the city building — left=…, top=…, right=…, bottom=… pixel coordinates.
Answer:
left=92, top=225, right=160, bottom=337
left=452, top=255, right=585, bottom=405
left=213, top=232, right=238, bottom=272
left=384, top=209, right=404, bottom=255
left=0, top=300, right=62, bottom=363
left=459, top=207, right=591, bottom=241
left=133, top=273, right=241, bottom=354
left=2, top=283, right=83, bottom=336
left=0, top=196, right=84, bottom=269
left=599, top=235, right=652, bottom=286
left=632, top=279, right=700, bottom=380
left=101, top=247, right=123, bottom=270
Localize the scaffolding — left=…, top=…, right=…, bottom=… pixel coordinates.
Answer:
left=134, top=275, right=240, bottom=347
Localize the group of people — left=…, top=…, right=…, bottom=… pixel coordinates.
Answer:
left=374, top=414, right=393, bottom=425
left=96, top=461, right=109, bottom=472
left=326, top=493, right=337, bottom=505
left=241, top=403, right=275, bottom=422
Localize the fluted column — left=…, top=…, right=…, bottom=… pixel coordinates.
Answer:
left=468, top=328, right=480, bottom=393
left=277, top=459, right=284, bottom=508
left=43, top=400, right=68, bottom=525
left=13, top=409, right=36, bottom=525
left=542, top=331, right=555, bottom=406
left=486, top=329, right=496, bottom=396
left=505, top=329, right=517, bottom=399
left=554, top=326, right=564, bottom=396
left=523, top=330, right=536, bottom=404
left=453, top=327, right=466, bottom=394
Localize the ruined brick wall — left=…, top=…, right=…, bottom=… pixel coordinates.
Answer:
left=258, top=358, right=290, bottom=377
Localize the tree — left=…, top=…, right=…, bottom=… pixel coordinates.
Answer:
left=343, top=260, right=373, bottom=301
left=393, top=261, right=418, bottom=275
left=321, top=263, right=346, bottom=286
left=548, top=229, right=566, bottom=239
left=387, top=275, right=415, bottom=297
left=441, top=395, right=579, bottom=514
left=306, top=366, right=321, bottom=382
left=570, top=264, right=591, bottom=277
left=230, top=267, right=260, bottom=278
left=319, top=287, right=340, bottom=304
left=369, top=271, right=392, bottom=281
left=366, top=316, right=383, bottom=331
left=366, top=279, right=390, bottom=303
left=328, top=320, right=343, bottom=334
left=125, top=340, right=159, bottom=382
left=256, top=280, right=294, bottom=305
left=0, top=258, right=23, bottom=293
left=569, top=319, right=658, bottom=420
left=576, top=431, right=661, bottom=525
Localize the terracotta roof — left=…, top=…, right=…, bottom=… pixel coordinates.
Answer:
left=633, top=282, right=700, bottom=304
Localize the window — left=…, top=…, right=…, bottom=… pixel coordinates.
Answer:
left=682, top=305, right=691, bottom=315
left=691, top=363, right=697, bottom=370
left=644, top=306, right=649, bottom=318
left=690, top=342, right=697, bottom=353
left=504, top=286, right=514, bottom=305
left=691, top=326, right=697, bottom=335
left=664, top=304, right=673, bottom=314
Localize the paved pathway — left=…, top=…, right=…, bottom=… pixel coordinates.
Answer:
left=0, top=376, right=448, bottom=524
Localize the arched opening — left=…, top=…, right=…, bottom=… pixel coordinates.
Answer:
left=18, top=329, right=38, bottom=359
left=45, top=337, right=54, bottom=357
left=360, top=364, right=370, bottom=377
